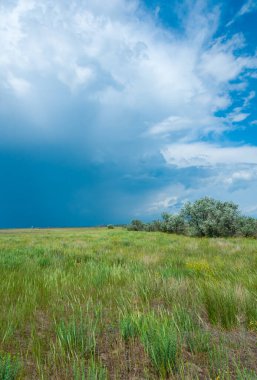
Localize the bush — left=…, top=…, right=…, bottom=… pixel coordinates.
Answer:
left=181, top=197, right=240, bottom=237
left=127, top=219, right=145, bottom=231
left=237, top=216, right=257, bottom=237
left=107, top=224, right=114, bottom=229
left=144, top=220, right=162, bottom=232
left=161, top=213, right=186, bottom=234
left=127, top=197, right=257, bottom=238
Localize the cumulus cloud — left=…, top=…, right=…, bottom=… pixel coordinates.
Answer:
left=161, top=143, right=257, bottom=168
left=147, top=196, right=178, bottom=213
left=224, top=168, right=257, bottom=185
left=1, top=0, right=256, bottom=143
left=1, top=0, right=257, bottom=221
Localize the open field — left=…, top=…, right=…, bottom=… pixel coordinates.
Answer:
left=0, top=228, right=256, bottom=379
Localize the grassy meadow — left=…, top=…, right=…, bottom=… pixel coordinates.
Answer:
left=0, top=228, right=256, bottom=379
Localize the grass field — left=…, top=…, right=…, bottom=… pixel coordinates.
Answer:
left=0, top=228, right=256, bottom=379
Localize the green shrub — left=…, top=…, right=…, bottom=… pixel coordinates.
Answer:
left=144, top=220, right=162, bottom=232
left=127, top=197, right=257, bottom=238
left=127, top=220, right=145, bottom=231
left=161, top=213, right=186, bottom=234
left=181, top=197, right=240, bottom=237
left=238, top=216, right=257, bottom=237
left=107, top=225, right=114, bottom=229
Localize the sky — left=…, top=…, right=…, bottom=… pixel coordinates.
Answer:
left=1, top=0, right=257, bottom=228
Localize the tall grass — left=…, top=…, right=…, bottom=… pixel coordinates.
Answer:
left=119, top=312, right=139, bottom=342
left=186, top=329, right=211, bottom=354
left=0, top=353, right=20, bottom=380
left=73, top=358, right=107, bottom=380
left=202, top=282, right=239, bottom=329
left=55, top=311, right=97, bottom=358
left=0, top=228, right=256, bottom=378
left=208, top=343, right=229, bottom=379
left=86, top=358, right=108, bottom=380
left=138, top=312, right=179, bottom=377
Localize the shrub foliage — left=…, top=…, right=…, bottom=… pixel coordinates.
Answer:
left=127, top=197, right=257, bottom=237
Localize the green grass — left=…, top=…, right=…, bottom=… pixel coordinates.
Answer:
left=202, top=282, right=239, bottom=329
left=0, top=353, right=20, bottom=380
left=55, top=313, right=97, bottom=358
left=73, top=358, right=107, bottom=380
left=0, top=228, right=256, bottom=379
left=119, top=312, right=139, bottom=342
left=139, top=312, right=179, bottom=377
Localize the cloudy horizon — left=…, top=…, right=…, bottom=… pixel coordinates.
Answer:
left=1, top=0, right=257, bottom=228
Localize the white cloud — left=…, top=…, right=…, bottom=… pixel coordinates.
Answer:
left=0, top=0, right=255, bottom=117
left=199, top=35, right=257, bottom=83
left=200, top=52, right=242, bottom=82
left=147, top=196, right=178, bottom=213
left=162, top=143, right=257, bottom=168
left=224, top=169, right=257, bottom=185
left=149, top=116, right=192, bottom=135
left=7, top=73, right=32, bottom=96
left=149, top=114, right=227, bottom=139
left=135, top=183, right=190, bottom=217
left=230, top=112, right=249, bottom=123
left=1, top=0, right=257, bottom=216
left=140, top=163, right=257, bottom=218
left=238, top=0, right=257, bottom=16
left=0, top=1, right=256, bottom=147
left=227, top=0, right=257, bottom=26
left=243, top=90, right=255, bottom=107
left=58, top=64, right=94, bottom=92
left=0, top=0, right=35, bottom=66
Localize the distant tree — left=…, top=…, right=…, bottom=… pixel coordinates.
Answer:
left=237, top=216, right=257, bottom=237
left=144, top=220, right=162, bottom=232
left=127, top=219, right=145, bottom=231
left=107, top=224, right=114, bottom=229
left=162, top=214, right=187, bottom=234
left=127, top=197, right=257, bottom=238
left=181, top=197, right=240, bottom=237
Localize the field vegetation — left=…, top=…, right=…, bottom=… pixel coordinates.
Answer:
left=127, top=198, right=257, bottom=238
left=0, top=227, right=256, bottom=379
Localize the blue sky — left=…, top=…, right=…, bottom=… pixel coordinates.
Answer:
left=1, top=0, right=257, bottom=228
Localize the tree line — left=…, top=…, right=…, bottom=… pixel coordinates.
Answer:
left=127, top=197, right=257, bottom=237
